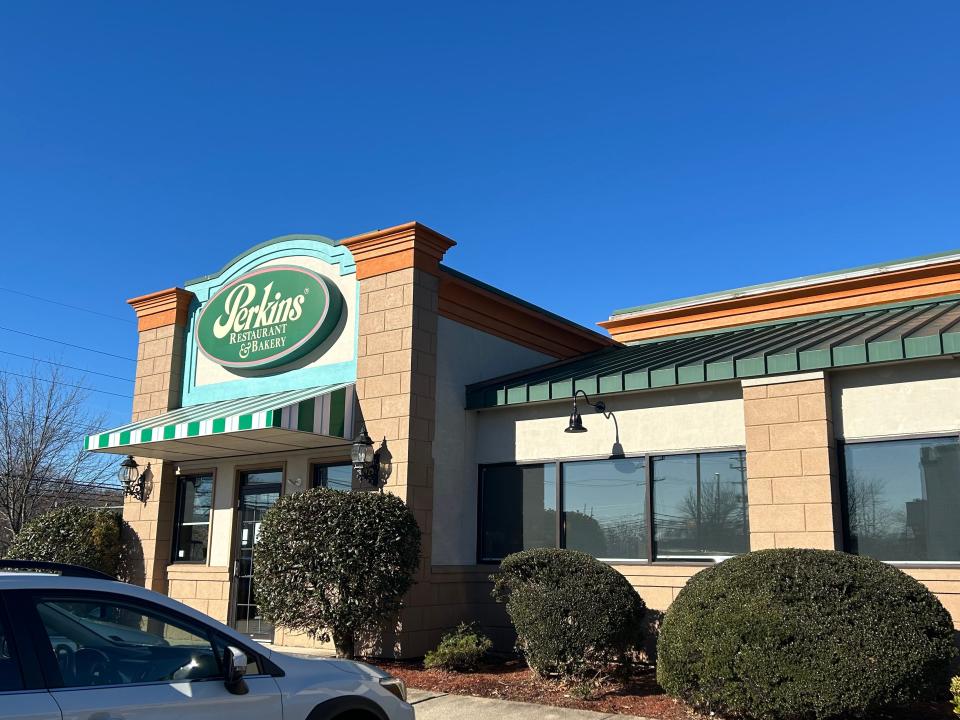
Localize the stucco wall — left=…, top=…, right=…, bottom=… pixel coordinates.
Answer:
left=432, top=317, right=554, bottom=566
left=475, top=381, right=745, bottom=464
left=831, top=358, right=960, bottom=440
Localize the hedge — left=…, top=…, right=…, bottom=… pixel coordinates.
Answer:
left=657, top=548, right=958, bottom=720
left=492, top=547, right=646, bottom=679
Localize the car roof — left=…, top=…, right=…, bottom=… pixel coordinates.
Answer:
left=0, top=573, right=273, bottom=658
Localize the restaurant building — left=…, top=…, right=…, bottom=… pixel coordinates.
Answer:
left=87, top=223, right=960, bottom=655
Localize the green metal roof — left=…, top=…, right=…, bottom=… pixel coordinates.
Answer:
left=467, top=296, right=960, bottom=410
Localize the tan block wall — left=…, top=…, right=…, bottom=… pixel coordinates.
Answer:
left=349, top=266, right=441, bottom=657
left=166, top=565, right=231, bottom=623
left=124, top=321, right=189, bottom=593
left=743, top=374, right=841, bottom=551
left=612, top=564, right=706, bottom=611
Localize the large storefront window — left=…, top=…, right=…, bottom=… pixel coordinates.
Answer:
left=562, top=458, right=647, bottom=560
left=172, top=473, right=213, bottom=563
left=478, top=464, right=556, bottom=561
left=843, top=436, right=960, bottom=563
left=652, top=451, right=749, bottom=559
left=478, top=450, right=748, bottom=563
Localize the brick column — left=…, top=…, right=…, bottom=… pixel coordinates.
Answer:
left=742, top=372, right=841, bottom=550
left=124, top=288, right=194, bottom=592
left=341, top=222, right=454, bottom=657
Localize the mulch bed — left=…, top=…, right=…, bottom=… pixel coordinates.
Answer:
left=368, top=658, right=956, bottom=720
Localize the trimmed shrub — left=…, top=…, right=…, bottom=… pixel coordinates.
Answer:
left=6, top=505, right=123, bottom=577
left=491, top=548, right=646, bottom=679
left=254, top=488, right=421, bottom=658
left=657, top=549, right=958, bottom=720
left=951, top=676, right=960, bottom=718
left=424, top=622, right=492, bottom=671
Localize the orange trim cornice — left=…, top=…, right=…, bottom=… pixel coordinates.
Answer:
left=127, top=288, right=195, bottom=332
left=598, top=259, right=960, bottom=343
left=439, top=270, right=618, bottom=359
left=340, top=221, right=456, bottom=279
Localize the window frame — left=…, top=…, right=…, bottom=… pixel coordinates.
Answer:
left=8, top=588, right=281, bottom=691
left=839, top=431, right=960, bottom=568
left=476, top=447, right=747, bottom=566
left=170, top=471, right=215, bottom=565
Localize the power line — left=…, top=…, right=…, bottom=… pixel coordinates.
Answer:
left=0, top=350, right=133, bottom=383
left=0, top=326, right=136, bottom=362
left=0, top=286, right=133, bottom=324
left=0, top=369, right=131, bottom=399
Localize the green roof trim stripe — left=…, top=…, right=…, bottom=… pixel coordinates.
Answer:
left=85, top=382, right=355, bottom=451
left=466, top=296, right=960, bottom=410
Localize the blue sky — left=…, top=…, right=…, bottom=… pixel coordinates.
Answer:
left=1, top=1, right=959, bottom=426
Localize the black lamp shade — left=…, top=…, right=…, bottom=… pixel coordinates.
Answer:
left=565, top=408, right=587, bottom=433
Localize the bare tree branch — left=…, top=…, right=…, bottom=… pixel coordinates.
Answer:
left=0, top=364, right=120, bottom=549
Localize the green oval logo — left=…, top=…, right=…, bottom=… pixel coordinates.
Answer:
left=196, top=265, right=344, bottom=370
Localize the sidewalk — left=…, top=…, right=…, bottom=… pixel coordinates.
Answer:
left=408, top=689, right=652, bottom=720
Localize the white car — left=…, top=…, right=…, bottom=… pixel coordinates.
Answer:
left=0, top=561, right=413, bottom=720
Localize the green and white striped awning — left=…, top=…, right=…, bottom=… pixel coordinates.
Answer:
left=85, top=383, right=355, bottom=461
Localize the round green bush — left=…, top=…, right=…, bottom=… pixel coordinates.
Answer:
left=6, top=505, right=123, bottom=577
left=254, top=488, right=421, bottom=658
left=657, top=549, right=958, bottom=720
left=491, top=548, right=647, bottom=679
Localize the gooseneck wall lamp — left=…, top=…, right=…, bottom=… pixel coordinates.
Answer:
left=351, top=424, right=393, bottom=488
left=564, top=389, right=626, bottom=459
left=565, top=389, right=611, bottom=433
left=118, top=455, right=149, bottom=503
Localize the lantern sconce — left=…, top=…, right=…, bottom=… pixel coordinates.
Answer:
left=118, top=455, right=149, bottom=503
left=351, top=425, right=393, bottom=489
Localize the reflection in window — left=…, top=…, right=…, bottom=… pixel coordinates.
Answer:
left=844, top=437, right=960, bottom=562
left=562, top=458, right=647, bottom=560
left=173, top=474, right=213, bottom=563
left=35, top=597, right=221, bottom=687
left=312, top=463, right=352, bottom=492
left=652, top=451, right=749, bottom=558
left=479, top=464, right=556, bottom=561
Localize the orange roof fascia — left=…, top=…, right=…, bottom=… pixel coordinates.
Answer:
left=599, top=260, right=960, bottom=343
left=439, top=270, right=618, bottom=359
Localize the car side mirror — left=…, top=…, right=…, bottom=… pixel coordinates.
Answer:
left=223, top=646, right=249, bottom=695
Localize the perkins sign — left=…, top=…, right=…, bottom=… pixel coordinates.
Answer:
left=196, top=265, right=344, bottom=369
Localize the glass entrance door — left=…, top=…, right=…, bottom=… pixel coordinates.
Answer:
left=231, top=468, right=282, bottom=640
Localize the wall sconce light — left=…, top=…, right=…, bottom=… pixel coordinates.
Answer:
left=351, top=425, right=393, bottom=488
left=118, top=455, right=149, bottom=503
left=564, top=390, right=625, bottom=459
left=565, top=389, right=609, bottom=433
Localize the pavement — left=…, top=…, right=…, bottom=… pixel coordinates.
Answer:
left=407, top=688, right=652, bottom=720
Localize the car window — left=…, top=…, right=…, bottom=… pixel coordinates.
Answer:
left=0, top=610, right=22, bottom=692
left=34, top=596, right=222, bottom=688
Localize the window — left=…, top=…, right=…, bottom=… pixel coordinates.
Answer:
left=652, top=451, right=749, bottom=559
left=478, top=450, right=748, bottom=563
left=172, top=474, right=213, bottom=563
left=34, top=595, right=222, bottom=687
left=478, top=464, right=556, bottom=561
left=563, top=458, right=647, bottom=560
left=0, top=607, right=22, bottom=692
left=312, top=463, right=352, bottom=491
left=843, top=436, right=960, bottom=563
